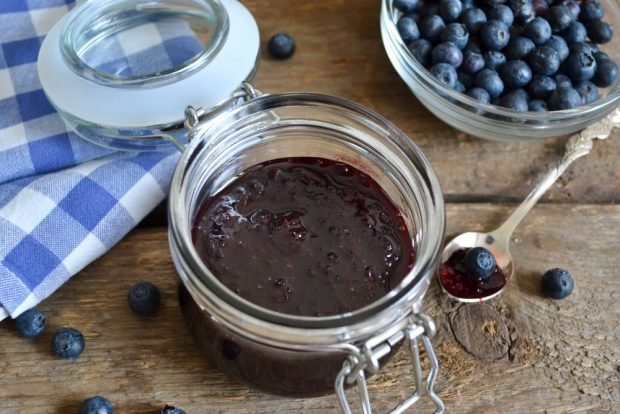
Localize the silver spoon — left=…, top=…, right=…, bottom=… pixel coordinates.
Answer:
left=439, top=108, right=620, bottom=303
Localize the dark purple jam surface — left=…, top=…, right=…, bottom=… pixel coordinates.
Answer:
left=191, top=157, right=414, bottom=316
left=439, top=249, right=506, bottom=300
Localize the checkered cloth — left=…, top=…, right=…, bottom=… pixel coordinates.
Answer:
left=0, top=0, right=208, bottom=321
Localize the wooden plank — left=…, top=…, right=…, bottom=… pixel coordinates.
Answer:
left=244, top=0, right=620, bottom=203
left=1, top=204, right=618, bottom=413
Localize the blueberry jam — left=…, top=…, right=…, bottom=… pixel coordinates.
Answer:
left=191, top=157, right=414, bottom=316
left=439, top=249, right=506, bottom=299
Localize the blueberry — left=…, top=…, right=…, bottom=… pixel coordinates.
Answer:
left=569, top=41, right=597, bottom=55
left=528, top=46, right=560, bottom=75
left=545, top=6, right=573, bottom=32
left=524, top=16, right=552, bottom=45
left=461, top=7, right=487, bottom=33
left=541, top=268, right=574, bottom=299
left=586, top=42, right=600, bottom=53
left=488, top=5, right=515, bottom=27
left=161, top=405, right=186, bottom=414
left=430, top=63, right=459, bottom=88
left=501, top=60, right=533, bottom=88
left=484, top=51, right=507, bottom=70
left=477, top=0, right=507, bottom=7
left=544, top=35, right=569, bottom=61
left=475, top=68, right=505, bottom=98
left=79, top=396, right=114, bottom=414
left=461, top=50, right=485, bottom=73
left=505, top=36, right=536, bottom=59
left=528, top=99, right=549, bottom=111
left=575, top=80, right=599, bottom=104
left=420, top=2, right=440, bottom=18
left=593, top=57, right=619, bottom=87
left=267, top=33, right=295, bottom=60
left=432, top=42, right=463, bottom=67
left=128, top=281, right=161, bottom=316
left=408, top=38, right=433, bottom=66
left=463, top=247, right=496, bottom=281
left=593, top=51, right=610, bottom=61
left=548, top=86, right=582, bottom=109
left=441, top=23, right=469, bottom=49
left=466, top=87, right=492, bottom=103
left=556, top=0, right=580, bottom=20
left=564, top=50, right=597, bottom=82
left=510, top=24, right=525, bottom=39
left=553, top=73, right=573, bottom=88
left=499, top=90, right=529, bottom=110
left=561, top=21, right=587, bottom=43
left=455, top=81, right=467, bottom=92
left=419, top=15, right=446, bottom=43
left=481, top=20, right=511, bottom=51
left=532, top=0, right=550, bottom=16
left=52, top=328, right=85, bottom=359
left=586, top=20, right=614, bottom=44
left=394, top=0, right=421, bottom=13
left=509, top=88, right=530, bottom=100
left=464, top=41, right=483, bottom=54
left=397, top=15, right=421, bottom=44
left=461, top=0, right=475, bottom=10
left=579, top=0, right=604, bottom=22
left=439, top=0, right=462, bottom=23
left=14, top=308, right=45, bottom=338
left=528, top=75, right=557, bottom=99
left=508, top=0, right=536, bottom=24
left=458, top=70, right=474, bottom=88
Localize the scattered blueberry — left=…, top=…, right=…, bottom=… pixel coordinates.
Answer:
left=548, top=86, right=582, bottom=109
left=462, top=49, right=486, bottom=73
left=564, top=50, right=597, bottom=82
left=488, top=5, right=514, bottom=27
left=592, top=57, right=619, bottom=87
left=481, top=20, right=511, bottom=50
left=440, top=0, right=463, bottom=22
left=528, top=46, right=560, bottom=76
left=541, top=268, right=574, bottom=299
left=161, top=405, right=187, bottom=414
left=500, top=59, right=533, bottom=88
left=394, top=0, right=422, bottom=13
left=579, top=0, right=604, bottom=22
left=500, top=90, right=529, bottom=110
left=484, top=51, right=507, bottom=70
left=441, top=23, right=470, bottom=49
left=466, top=87, right=492, bottom=103
left=430, top=63, right=458, bottom=88
left=505, top=36, right=535, bottom=59
left=79, top=396, right=114, bottom=414
left=528, top=75, right=557, bottom=99
left=528, top=99, right=549, bottom=111
left=408, top=38, right=433, bottom=66
left=14, top=308, right=45, bottom=338
left=463, top=247, right=496, bottom=282
left=524, top=17, right=552, bottom=45
left=397, top=15, right=421, bottom=44
left=561, top=21, right=587, bottom=44
left=267, top=33, right=295, bottom=60
left=419, top=15, right=446, bottom=43
left=128, top=281, right=161, bottom=316
left=575, top=80, right=599, bottom=104
left=545, top=5, right=573, bottom=32
left=544, top=35, right=569, bottom=62
left=475, top=68, right=505, bottom=98
left=461, top=7, right=487, bottom=33
left=52, top=328, right=85, bottom=359
left=586, top=20, right=614, bottom=44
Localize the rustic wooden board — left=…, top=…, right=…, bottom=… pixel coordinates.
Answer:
left=247, top=0, right=620, bottom=204
left=1, top=204, right=618, bottom=413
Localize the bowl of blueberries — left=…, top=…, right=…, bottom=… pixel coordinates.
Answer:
left=381, top=0, right=620, bottom=141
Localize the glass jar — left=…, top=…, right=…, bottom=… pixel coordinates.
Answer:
left=40, top=0, right=447, bottom=412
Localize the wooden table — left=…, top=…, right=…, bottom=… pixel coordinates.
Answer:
left=1, top=1, right=619, bottom=413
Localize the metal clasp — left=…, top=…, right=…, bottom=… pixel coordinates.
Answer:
left=335, top=313, right=444, bottom=414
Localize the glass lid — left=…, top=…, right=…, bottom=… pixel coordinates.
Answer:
left=38, top=0, right=260, bottom=130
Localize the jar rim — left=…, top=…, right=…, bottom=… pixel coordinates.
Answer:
left=168, top=92, right=445, bottom=345
left=60, top=0, right=229, bottom=89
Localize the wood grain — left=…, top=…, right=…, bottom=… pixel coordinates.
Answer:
left=1, top=204, right=618, bottom=413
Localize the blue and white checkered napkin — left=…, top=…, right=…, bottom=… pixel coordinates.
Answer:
left=0, top=0, right=207, bottom=321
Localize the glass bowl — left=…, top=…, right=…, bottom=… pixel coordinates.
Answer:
left=380, top=0, right=620, bottom=141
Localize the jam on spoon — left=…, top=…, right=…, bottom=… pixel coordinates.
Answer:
left=191, top=157, right=415, bottom=316
left=438, top=248, right=506, bottom=300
